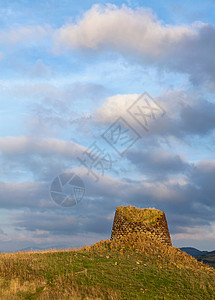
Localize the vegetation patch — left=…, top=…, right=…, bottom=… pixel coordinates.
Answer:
left=0, top=232, right=214, bottom=299
left=117, top=205, right=163, bottom=225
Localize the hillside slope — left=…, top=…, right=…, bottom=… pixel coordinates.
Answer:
left=0, top=232, right=215, bottom=299
left=196, top=253, right=215, bottom=269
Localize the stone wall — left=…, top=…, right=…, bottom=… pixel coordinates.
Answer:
left=111, top=206, right=172, bottom=246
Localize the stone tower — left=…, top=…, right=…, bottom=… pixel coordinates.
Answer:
left=111, top=205, right=172, bottom=246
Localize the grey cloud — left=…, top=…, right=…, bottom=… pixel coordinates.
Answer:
left=91, top=90, right=215, bottom=140
left=179, top=99, right=215, bottom=136
left=0, top=136, right=85, bottom=181
left=13, top=212, right=112, bottom=236
left=167, top=24, right=215, bottom=88
left=0, top=181, right=51, bottom=209
left=189, top=160, right=215, bottom=202
left=126, top=149, right=190, bottom=178
left=0, top=158, right=214, bottom=248
left=147, top=95, right=215, bottom=138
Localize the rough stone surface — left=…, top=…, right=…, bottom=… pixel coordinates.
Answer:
left=111, top=205, right=172, bottom=246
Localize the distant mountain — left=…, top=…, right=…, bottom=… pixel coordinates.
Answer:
left=196, top=252, right=215, bottom=269
left=19, top=245, right=70, bottom=252
left=180, top=247, right=215, bottom=269
left=180, top=247, right=208, bottom=257
left=20, top=246, right=44, bottom=252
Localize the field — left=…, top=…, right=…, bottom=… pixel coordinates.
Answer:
left=0, top=233, right=215, bottom=299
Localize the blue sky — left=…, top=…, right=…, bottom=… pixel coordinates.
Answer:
left=0, top=0, right=214, bottom=251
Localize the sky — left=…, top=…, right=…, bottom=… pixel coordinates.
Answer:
left=0, top=0, right=214, bottom=252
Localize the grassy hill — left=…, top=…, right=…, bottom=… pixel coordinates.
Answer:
left=0, top=232, right=215, bottom=299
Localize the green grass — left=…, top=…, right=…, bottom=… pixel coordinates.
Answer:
left=0, top=233, right=215, bottom=299
left=117, top=205, right=163, bottom=225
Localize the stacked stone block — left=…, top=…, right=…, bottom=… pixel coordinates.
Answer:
left=111, top=205, right=172, bottom=246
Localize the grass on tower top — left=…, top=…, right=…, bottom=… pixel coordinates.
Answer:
left=117, top=205, right=163, bottom=225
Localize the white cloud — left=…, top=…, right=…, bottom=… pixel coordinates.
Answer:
left=55, top=4, right=196, bottom=56
left=0, top=25, right=51, bottom=45
left=0, top=136, right=85, bottom=157
left=92, top=90, right=215, bottom=138
left=55, top=4, right=215, bottom=88
left=93, top=93, right=139, bottom=123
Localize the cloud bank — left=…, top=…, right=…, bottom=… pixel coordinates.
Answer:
left=55, top=5, right=215, bottom=88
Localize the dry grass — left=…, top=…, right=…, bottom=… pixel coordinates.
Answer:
left=117, top=205, right=164, bottom=225
left=0, top=248, right=120, bottom=299
left=0, top=232, right=214, bottom=299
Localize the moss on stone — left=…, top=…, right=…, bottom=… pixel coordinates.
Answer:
left=117, top=205, right=163, bottom=225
